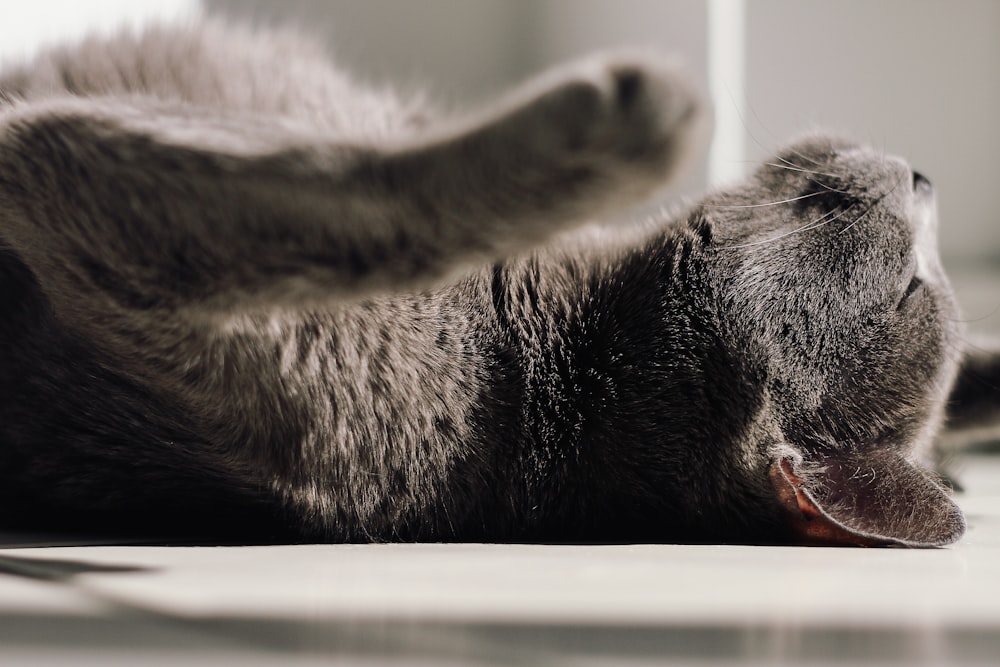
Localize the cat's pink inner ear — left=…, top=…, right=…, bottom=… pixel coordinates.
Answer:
left=767, top=450, right=966, bottom=548
left=768, top=458, right=886, bottom=547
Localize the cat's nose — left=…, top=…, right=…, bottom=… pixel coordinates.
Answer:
left=912, top=171, right=932, bottom=194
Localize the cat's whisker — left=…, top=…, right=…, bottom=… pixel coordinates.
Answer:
left=835, top=203, right=876, bottom=236
left=836, top=172, right=907, bottom=236
left=734, top=100, right=827, bottom=170
left=778, top=148, right=827, bottom=169
left=761, top=161, right=852, bottom=197
left=722, top=204, right=854, bottom=250
left=773, top=152, right=826, bottom=172
left=763, top=162, right=843, bottom=182
left=955, top=334, right=1000, bottom=358
left=738, top=159, right=851, bottom=198
left=706, top=190, right=828, bottom=209
left=946, top=305, right=1000, bottom=325
left=732, top=140, right=847, bottom=201
left=810, top=181, right=851, bottom=196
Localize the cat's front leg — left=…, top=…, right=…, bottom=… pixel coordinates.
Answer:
left=394, top=51, right=708, bottom=244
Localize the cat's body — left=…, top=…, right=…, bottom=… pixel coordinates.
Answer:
left=0, top=21, right=992, bottom=546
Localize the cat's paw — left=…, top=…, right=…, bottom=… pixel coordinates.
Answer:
left=514, top=52, right=708, bottom=198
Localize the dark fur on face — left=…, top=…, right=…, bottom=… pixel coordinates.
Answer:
left=0, top=21, right=988, bottom=546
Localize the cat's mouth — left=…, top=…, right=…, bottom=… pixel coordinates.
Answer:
left=910, top=170, right=942, bottom=285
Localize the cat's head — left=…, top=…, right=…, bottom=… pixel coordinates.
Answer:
left=699, top=134, right=965, bottom=546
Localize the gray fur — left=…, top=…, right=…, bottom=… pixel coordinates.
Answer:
left=0, top=21, right=986, bottom=546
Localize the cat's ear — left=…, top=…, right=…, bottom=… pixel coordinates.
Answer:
left=768, top=448, right=965, bottom=547
left=944, top=335, right=1000, bottom=440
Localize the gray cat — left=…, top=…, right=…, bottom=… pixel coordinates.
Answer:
left=0, top=21, right=993, bottom=547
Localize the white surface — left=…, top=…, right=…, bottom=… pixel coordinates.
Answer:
left=2, top=455, right=999, bottom=665
left=3, top=537, right=998, bottom=628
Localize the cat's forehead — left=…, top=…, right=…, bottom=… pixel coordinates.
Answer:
left=702, top=133, right=921, bottom=255
left=763, top=134, right=911, bottom=190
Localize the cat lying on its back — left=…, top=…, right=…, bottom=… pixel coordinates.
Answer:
left=0, top=21, right=993, bottom=546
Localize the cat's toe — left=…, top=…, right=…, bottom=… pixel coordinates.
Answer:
left=602, top=58, right=704, bottom=160
left=537, top=53, right=708, bottom=191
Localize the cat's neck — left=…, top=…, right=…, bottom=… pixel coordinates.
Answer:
left=499, top=219, right=752, bottom=539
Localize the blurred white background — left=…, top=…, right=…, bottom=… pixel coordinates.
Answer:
left=1, top=0, right=998, bottom=264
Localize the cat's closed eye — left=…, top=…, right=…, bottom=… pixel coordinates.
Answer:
left=899, top=274, right=923, bottom=308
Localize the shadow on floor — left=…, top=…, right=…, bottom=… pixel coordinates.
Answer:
left=0, top=554, right=151, bottom=582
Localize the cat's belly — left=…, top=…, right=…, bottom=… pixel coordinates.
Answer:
left=152, top=294, right=508, bottom=540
